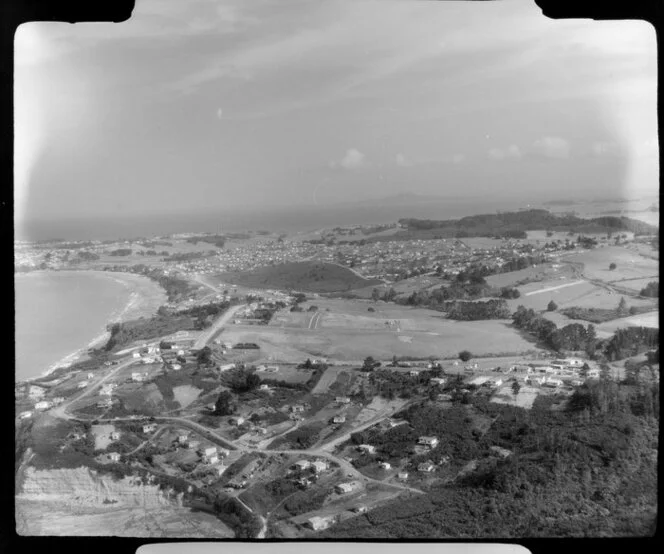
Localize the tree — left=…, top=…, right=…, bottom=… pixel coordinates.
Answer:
left=617, top=297, right=628, bottom=316
left=609, top=263, right=617, bottom=270
left=362, top=356, right=377, bottom=371
left=511, top=381, right=521, bottom=404
left=197, top=346, right=213, bottom=366
left=547, top=300, right=558, bottom=312
left=371, top=288, right=381, bottom=302
left=214, top=391, right=234, bottom=416
left=459, top=350, right=472, bottom=362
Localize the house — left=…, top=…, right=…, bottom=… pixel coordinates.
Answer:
left=335, top=482, right=356, bottom=494
left=187, top=440, right=201, bottom=450
left=28, top=386, right=46, bottom=399
left=418, top=436, right=439, bottom=448
left=490, top=446, right=512, bottom=459
left=77, top=381, right=89, bottom=389
left=108, top=452, right=121, bottom=462
left=219, top=364, right=235, bottom=372
left=409, top=370, right=420, bottom=377
left=353, top=505, right=368, bottom=514
left=291, top=405, right=305, bottom=413
left=171, top=364, right=182, bottom=371
left=398, top=471, right=409, bottom=480
left=307, top=515, right=335, bottom=531
left=218, top=448, right=230, bottom=458
left=429, top=377, right=446, bottom=386
left=357, top=444, right=376, bottom=454
left=34, top=401, right=51, bottom=411
left=312, top=460, right=328, bottom=473
left=378, top=461, right=391, bottom=470
left=97, top=399, right=113, bottom=408
left=205, top=454, right=219, bottom=465
left=544, top=378, right=563, bottom=388
left=230, top=416, right=245, bottom=426
left=18, top=411, right=32, bottom=420
left=131, top=372, right=144, bottom=382
left=200, top=446, right=217, bottom=458
left=87, top=372, right=94, bottom=379
left=177, top=434, right=189, bottom=445
left=566, top=358, right=584, bottom=367
left=336, top=396, right=351, bottom=404
left=132, top=351, right=141, bottom=359
left=294, top=460, right=311, bottom=471
left=571, top=379, right=583, bottom=387
left=418, top=461, right=435, bottom=473
left=333, top=415, right=346, bottom=424
left=259, top=384, right=270, bottom=391
left=142, top=423, right=157, bottom=433
left=51, top=397, right=65, bottom=405
left=110, top=431, right=121, bottom=441
left=586, top=368, right=600, bottom=379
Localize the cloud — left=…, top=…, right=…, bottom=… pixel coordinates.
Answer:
left=396, top=153, right=411, bottom=167
left=531, top=136, right=570, bottom=159
left=452, top=154, right=465, bottom=164
left=216, top=107, right=223, bottom=119
left=488, top=144, right=521, bottom=161
left=339, top=148, right=367, bottom=170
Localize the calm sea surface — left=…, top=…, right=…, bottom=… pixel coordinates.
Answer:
left=14, top=271, right=134, bottom=381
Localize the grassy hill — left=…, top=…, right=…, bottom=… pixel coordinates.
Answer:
left=215, top=261, right=383, bottom=293
left=395, top=209, right=657, bottom=240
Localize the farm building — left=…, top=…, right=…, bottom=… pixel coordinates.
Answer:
left=110, top=431, right=121, bottom=441
left=357, top=444, right=376, bottom=454
left=108, top=452, right=121, bottom=462
left=418, top=461, right=435, bottom=473
left=333, top=415, right=346, bottom=424
left=230, top=416, right=245, bottom=426
left=418, top=436, right=439, bottom=448
left=335, top=482, right=357, bottom=494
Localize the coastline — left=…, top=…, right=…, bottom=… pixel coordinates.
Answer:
left=18, top=270, right=167, bottom=384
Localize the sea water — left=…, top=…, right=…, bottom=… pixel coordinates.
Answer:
left=14, top=271, right=135, bottom=382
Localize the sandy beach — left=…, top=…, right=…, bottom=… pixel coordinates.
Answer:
left=21, top=270, right=167, bottom=382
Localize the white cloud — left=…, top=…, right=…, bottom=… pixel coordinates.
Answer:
left=452, top=153, right=465, bottom=164
left=396, top=153, right=411, bottom=167
left=339, top=148, right=367, bottom=170
left=488, top=144, right=521, bottom=161
left=531, top=136, right=570, bottom=159
left=216, top=107, right=223, bottom=119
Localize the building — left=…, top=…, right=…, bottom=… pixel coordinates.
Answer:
left=418, top=461, right=435, bottom=473
left=291, top=405, right=305, bottom=413
left=307, top=515, right=335, bottom=531
left=131, top=372, right=144, bottom=382
left=18, top=411, right=32, bottom=420
left=142, top=423, right=157, bottom=433
left=28, top=386, right=46, bottom=399
left=51, top=397, right=65, bottom=405
left=357, top=444, right=376, bottom=454
left=294, top=460, right=311, bottom=471
left=177, top=434, right=189, bottom=444
left=34, top=401, right=51, bottom=411
left=219, top=364, right=235, bottom=372
left=87, top=372, right=94, bottom=379
left=230, top=416, right=245, bottom=426
left=336, top=396, right=351, bottom=404
left=171, top=364, right=182, bottom=371
left=409, top=370, right=420, bottom=377
left=200, top=446, right=217, bottom=458
left=378, top=461, right=391, bottom=470
left=333, top=415, right=346, bottom=424
left=205, top=454, right=219, bottom=465
left=188, top=440, right=201, bottom=450
left=259, top=384, right=270, bottom=391
left=77, top=381, right=89, bottom=389
left=586, top=368, right=601, bottom=379
left=312, top=460, right=328, bottom=473
left=429, top=377, right=446, bottom=386
left=398, top=471, right=409, bottom=480
left=110, top=431, right=121, bottom=441
left=418, top=436, right=439, bottom=448
left=97, top=399, right=113, bottom=408
left=108, top=452, right=121, bottom=462
left=335, top=482, right=356, bottom=494
left=353, top=505, right=368, bottom=514
left=544, top=378, right=563, bottom=388
left=132, top=352, right=141, bottom=359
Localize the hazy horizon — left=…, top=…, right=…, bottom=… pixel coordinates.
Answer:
left=15, top=0, right=659, bottom=234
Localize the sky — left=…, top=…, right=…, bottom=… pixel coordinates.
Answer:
left=14, top=0, right=659, bottom=226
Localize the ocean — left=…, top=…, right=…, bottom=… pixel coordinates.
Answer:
left=14, top=271, right=140, bottom=382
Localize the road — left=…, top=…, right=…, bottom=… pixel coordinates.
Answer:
left=193, top=304, right=246, bottom=350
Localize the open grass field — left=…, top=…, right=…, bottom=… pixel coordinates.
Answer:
left=172, top=385, right=202, bottom=408
left=486, top=263, right=574, bottom=289
left=491, top=385, right=540, bottom=409
left=596, top=310, right=659, bottom=335
left=561, top=245, right=659, bottom=284
left=211, top=261, right=383, bottom=293
left=257, top=364, right=313, bottom=384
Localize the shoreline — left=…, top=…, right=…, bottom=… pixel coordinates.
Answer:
left=18, top=270, right=167, bottom=384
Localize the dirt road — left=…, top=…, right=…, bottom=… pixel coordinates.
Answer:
left=193, top=304, right=246, bottom=350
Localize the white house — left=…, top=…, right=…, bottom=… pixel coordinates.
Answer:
left=205, top=454, right=219, bottom=465
left=87, top=372, right=94, bottom=379
left=586, top=368, right=601, bottom=379
left=142, top=423, right=157, bottom=433
left=409, top=370, right=420, bottom=377
left=219, top=364, right=235, bottom=372
left=230, top=416, right=245, bottom=426
left=336, top=396, right=351, bottom=404
left=333, top=415, right=346, bottom=424
left=418, top=436, right=439, bottom=448
left=97, top=399, right=113, bottom=408
left=378, top=461, right=391, bottom=470
left=259, top=384, right=270, bottom=391
left=18, top=411, right=32, bottom=419
left=291, top=405, right=305, bottom=413
left=544, top=378, right=563, bottom=388
left=335, top=482, right=356, bottom=494
left=294, top=460, right=311, bottom=471
left=77, top=381, right=89, bottom=389
left=132, top=352, right=141, bottom=359
left=108, top=452, right=121, bottom=462
left=171, top=364, right=182, bottom=371
left=131, top=372, right=144, bottom=382
left=357, top=444, right=376, bottom=454
left=110, top=431, right=121, bottom=441
left=34, top=401, right=51, bottom=411
left=312, top=460, right=328, bottom=473
left=201, top=446, right=217, bottom=458
left=566, top=358, right=584, bottom=367
left=307, top=515, right=335, bottom=531
left=177, top=434, right=189, bottom=445
left=51, top=397, right=65, bottom=405
left=418, top=461, right=435, bottom=473
left=429, top=378, right=446, bottom=386
left=398, top=471, right=409, bottom=480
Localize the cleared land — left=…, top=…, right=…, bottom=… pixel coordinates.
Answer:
left=209, top=262, right=383, bottom=293
left=596, top=311, right=659, bottom=335
left=561, top=245, right=658, bottom=284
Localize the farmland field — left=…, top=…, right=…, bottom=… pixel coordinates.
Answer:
left=491, top=385, right=540, bottom=409
left=596, top=310, right=659, bottom=336
left=257, top=364, right=313, bottom=384
left=561, top=245, right=659, bottom=284
left=485, top=263, right=574, bottom=288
